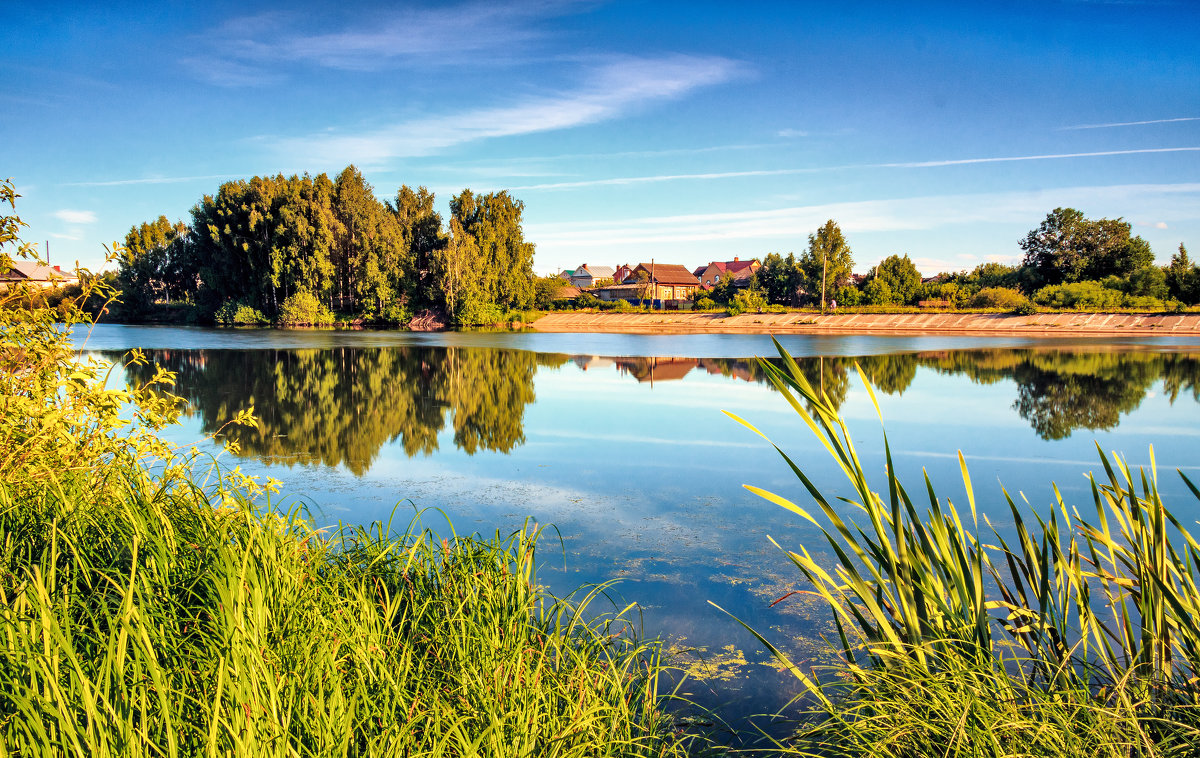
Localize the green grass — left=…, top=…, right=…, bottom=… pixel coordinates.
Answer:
left=726, top=338, right=1200, bottom=757
left=0, top=462, right=687, bottom=757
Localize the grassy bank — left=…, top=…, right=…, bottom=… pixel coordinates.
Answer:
left=0, top=186, right=688, bottom=757
left=733, top=339, right=1200, bottom=756
left=0, top=466, right=681, bottom=757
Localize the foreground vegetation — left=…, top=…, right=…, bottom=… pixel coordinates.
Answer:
left=1, top=181, right=685, bottom=757
left=732, top=339, right=1200, bottom=756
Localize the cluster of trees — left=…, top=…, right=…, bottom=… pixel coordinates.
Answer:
left=726, top=210, right=1196, bottom=311
left=115, top=167, right=536, bottom=325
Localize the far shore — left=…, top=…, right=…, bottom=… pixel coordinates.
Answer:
left=529, top=311, right=1200, bottom=337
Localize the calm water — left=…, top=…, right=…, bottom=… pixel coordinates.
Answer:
left=82, top=324, right=1200, bottom=723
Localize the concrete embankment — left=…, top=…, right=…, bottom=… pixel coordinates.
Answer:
left=529, top=311, right=1200, bottom=337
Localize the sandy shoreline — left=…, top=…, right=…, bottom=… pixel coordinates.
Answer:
left=529, top=311, right=1200, bottom=337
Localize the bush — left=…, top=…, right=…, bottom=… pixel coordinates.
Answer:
left=834, top=284, right=862, bottom=307
left=1032, top=280, right=1124, bottom=310
left=970, top=286, right=1029, bottom=310
left=455, top=301, right=505, bottom=325
left=695, top=296, right=716, bottom=310
left=1122, top=295, right=1170, bottom=310
left=733, top=288, right=767, bottom=313
left=277, top=291, right=335, bottom=325
left=1012, top=300, right=1038, bottom=316
left=213, top=299, right=269, bottom=325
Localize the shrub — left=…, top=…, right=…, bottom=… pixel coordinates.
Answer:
left=277, top=290, right=335, bottom=325
left=214, top=299, right=269, bottom=325
left=733, top=288, right=767, bottom=313
left=695, top=296, right=716, bottom=310
left=834, top=284, right=862, bottom=307
left=1012, top=300, right=1038, bottom=316
left=455, top=301, right=505, bottom=325
left=379, top=301, right=412, bottom=325
left=1122, top=295, right=1169, bottom=310
left=969, top=286, right=1029, bottom=309
left=1032, top=280, right=1124, bottom=309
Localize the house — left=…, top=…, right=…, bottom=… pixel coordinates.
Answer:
left=615, top=357, right=699, bottom=384
left=568, top=264, right=616, bottom=288
left=613, top=263, right=634, bottom=285
left=0, top=261, right=79, bottom=289
left=591, top=283, right=643, bottom=303
left=694, top=257, right=760, bottom=288
left=623, top=263, right=702, bottom=304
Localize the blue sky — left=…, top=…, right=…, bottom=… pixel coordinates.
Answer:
left=3, top=0, right=1198, bottom=276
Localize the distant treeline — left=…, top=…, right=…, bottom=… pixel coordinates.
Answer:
left=724, top=211, right=1198, bottom=312
left=114, top=166, right=536, bottom=325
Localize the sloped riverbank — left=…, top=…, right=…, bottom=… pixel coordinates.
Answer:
left=530, top=310, right=1200, bottom=336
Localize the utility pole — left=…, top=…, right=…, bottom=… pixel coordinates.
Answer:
left=821, top=248, right=827, bottom=312
left=650, top=258, right=656, bottom=310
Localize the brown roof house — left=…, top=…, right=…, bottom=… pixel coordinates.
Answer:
left=694, top=257, right=760, bottom=288
left=625, top=263, right=702, bottom=305
left=568, top=264, right=616, bottom=288
left=1, top=261, right=79, bottom=289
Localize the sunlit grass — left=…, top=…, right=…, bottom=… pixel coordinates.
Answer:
left=727, top=337, right=1200, bottom=756
left=0, top=464, right=687, bottom=757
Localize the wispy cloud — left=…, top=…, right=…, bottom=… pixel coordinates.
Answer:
left=53, top=209, right=97, bottom=224
left=270, top=55, right=744, bottom=166
left=776, top=128, right=808, bottom=138
left=60, top=174, right=241, bottom=188
left=184, top=1, right=587, bottom=85
left=502, top=147, right=1200, bottom=192
left=49, top=232, right=81, bottom=241
left=525, top=183, right=1200, bottom=249
left=880, top=146, right=1200, bottom=167
left=1059, top=116, right=1200, bottom=130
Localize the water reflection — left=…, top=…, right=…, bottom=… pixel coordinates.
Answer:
left=115, top=347, right=1200, bottom=472
left=117, top=347, right=566, bottom=474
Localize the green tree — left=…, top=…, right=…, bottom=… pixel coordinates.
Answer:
left=754, top=252, right=801, bottom=305
left=1019, top=208, right=1154, bottom=286
left=450, top=190, right=535, bottom=311
left=709, top=272, right=739, bottom=305
left=391, top=185, right=445, bottom=306
left=870, top=254, right=922, bottom=305
left=967, top=261, right=1020, bottom=290
left=1166, top=243, right=1199, bottom=304
left=430, top=215, right=484, bottom=321
left=861, top=277, right=894, bottom=306
left=1124, top=265, right=1168, bottom=300
left=799, top=220, right=854, bottom=307
left=118, top=216, right=180, bottom=314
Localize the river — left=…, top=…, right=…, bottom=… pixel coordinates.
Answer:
left=80, top=324, right=1200, bottom=725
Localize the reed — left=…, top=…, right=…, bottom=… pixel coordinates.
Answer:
left=725, top=338, right=1200, bottom=756
left=0, top=463, right=684, bottom=757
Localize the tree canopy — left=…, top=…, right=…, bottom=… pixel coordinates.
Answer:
left=116, top=168, right=536, bottom=325
left=799, top=220, right=854, bottom=305
left=1019, top=207, right=1153, bottom=286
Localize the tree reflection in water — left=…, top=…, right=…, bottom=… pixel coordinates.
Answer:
left=114, top=346, right=1200, bottom=472
left=118, top=347, right=566, bottom=474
